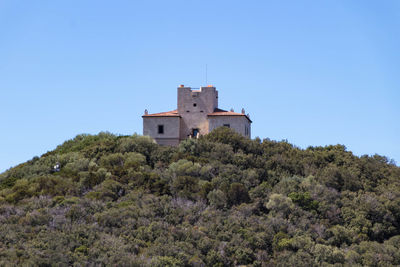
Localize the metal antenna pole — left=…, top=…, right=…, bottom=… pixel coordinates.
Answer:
left=206, top=64, right=208, bottom=85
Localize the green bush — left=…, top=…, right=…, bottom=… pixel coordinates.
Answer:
left=0, top=130, right=399, bottom=266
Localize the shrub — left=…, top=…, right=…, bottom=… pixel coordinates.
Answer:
left=227, top=183, right=250, bottom=206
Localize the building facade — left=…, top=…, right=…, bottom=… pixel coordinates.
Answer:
left=143, top=85, right=251, bottom=145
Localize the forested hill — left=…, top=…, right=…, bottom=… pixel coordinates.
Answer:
left=0, top=128, right=399, bottom=266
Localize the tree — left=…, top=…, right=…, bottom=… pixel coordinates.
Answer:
left=227, top=183, right=250, bottom=206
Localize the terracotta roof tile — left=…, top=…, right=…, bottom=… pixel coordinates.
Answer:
left=143, top=108, right=251, bottom=122
left=142, top=109, right=180, bottom=117
left=208, top=108, right=252, bottom=122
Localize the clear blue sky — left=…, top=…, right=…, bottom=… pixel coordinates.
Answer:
left=0, top=0, right=399, bottom=172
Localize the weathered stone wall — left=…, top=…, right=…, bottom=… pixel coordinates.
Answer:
left=143, top=85, right=251, bottom=145
left=208, top=116, right=251, bottom=138
left=143, top=117, right=180, bottom=145
left=177, top=86, right=218, bottom=138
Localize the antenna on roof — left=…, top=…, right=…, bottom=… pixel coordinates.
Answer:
left=205, top=64, right=208, bottom=85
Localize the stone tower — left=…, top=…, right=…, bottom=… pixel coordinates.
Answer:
left=177, top=85, right=218, bottom=138
left=143, top=85, right=251, bottom=145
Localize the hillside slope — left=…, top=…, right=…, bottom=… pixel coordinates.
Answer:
left=0, top=128, right=399, bottom=266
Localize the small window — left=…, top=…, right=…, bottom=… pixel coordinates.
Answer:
left=193, top=103, right=197, bottom=107
left=200, top=110, right=204, bottom=113
left=192, top=128, right=200, bottom=138
left=158, top=125, right=164, bottom=134
left=186, top=110, right=190, bottom=112
left=223, top=124, right=230, bottom=128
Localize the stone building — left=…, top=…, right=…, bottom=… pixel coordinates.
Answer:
left=142, top=85, right=252, bottom=145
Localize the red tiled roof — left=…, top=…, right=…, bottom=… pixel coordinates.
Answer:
left=208, top=108, right=252, bottom=122
left=143, top=108, right=252, bottom=122
left=142, top=109, right=180, bottom=117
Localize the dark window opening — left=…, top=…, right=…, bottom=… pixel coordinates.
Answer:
left=186, top=110, right=190, bottom=112
left=223, top=124, right=230, bottom=128
left=158, top=125, right=164, bottom=134
left=193, top=103, right=197, bottom=107
left=200, top=110, right=204, bottom=113
left=192, top=128, right=200, bottom=138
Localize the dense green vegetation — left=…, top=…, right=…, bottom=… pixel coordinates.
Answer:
left=0, top=128, right=399, bottom=266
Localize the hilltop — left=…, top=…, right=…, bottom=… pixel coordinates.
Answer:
left=0, top=128, right=399, bottom=266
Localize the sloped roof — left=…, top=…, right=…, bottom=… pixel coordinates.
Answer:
left=208, top=108, right=252, bottom=123
left=143, top=108, right=252, bottom=122
left=142, top=109, right=180, bottom=117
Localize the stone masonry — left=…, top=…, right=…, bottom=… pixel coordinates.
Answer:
left=143, top=85, right=251, bottom=145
